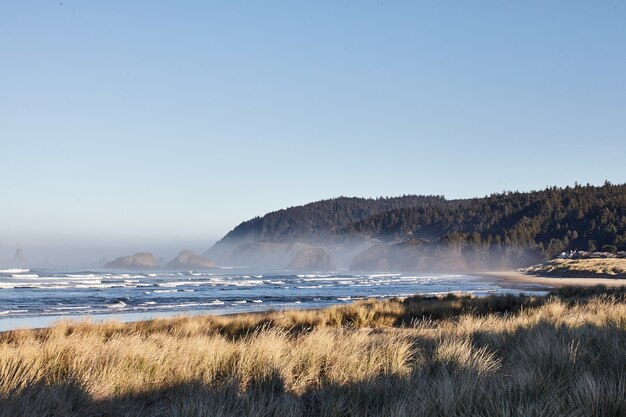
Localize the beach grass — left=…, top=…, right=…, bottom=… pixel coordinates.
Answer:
left=1, top=286, right=625, bottom=416
left=525, top=258, right=626, bottom=278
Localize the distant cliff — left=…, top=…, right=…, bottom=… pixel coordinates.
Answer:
left=104, top=253, right=159, bottom=269
left=165, top=251, right=215, bottom=270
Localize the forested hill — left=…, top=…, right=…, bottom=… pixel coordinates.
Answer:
left=347, top=182, right=626, bottom=259
left=212, top=183, right=626, bottom=260
left=220, top=195, right=447, bottom=242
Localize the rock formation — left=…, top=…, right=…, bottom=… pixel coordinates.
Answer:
left=165, top=250, right=215, bottom=270
left=104, top=252, right=158, bottom=269
left=287, top=247, right=334, bottom=271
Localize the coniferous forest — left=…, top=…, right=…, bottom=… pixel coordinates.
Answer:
left=220, top=182, right=626, bottom=261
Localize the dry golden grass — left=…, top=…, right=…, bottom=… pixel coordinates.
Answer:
left=1, top=286, right=625, bottom=416
left=526, top=258, right=626, bottom=278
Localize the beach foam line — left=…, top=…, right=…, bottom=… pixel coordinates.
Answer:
left=0, top=268, right=30, bottom=274
left=0, top=309, right=29, bottom=315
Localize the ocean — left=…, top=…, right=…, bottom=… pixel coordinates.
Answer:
left=0, top=267, right=548, bottom=331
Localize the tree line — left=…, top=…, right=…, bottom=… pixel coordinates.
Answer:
left=220, top=182, right=626, bottom=260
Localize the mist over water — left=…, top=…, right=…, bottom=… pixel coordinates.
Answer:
left=0, top=240, right=216, bottom=269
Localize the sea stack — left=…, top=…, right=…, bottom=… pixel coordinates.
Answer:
left=165, top=250, right=215, bottom=270
left=104, top=252, right=159, bottom=269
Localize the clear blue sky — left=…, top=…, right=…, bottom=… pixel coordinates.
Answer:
left=1, top=1, right=625, bottom=254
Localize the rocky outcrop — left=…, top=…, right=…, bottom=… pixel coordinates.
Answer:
left=165, top=251, right=215, bottom=270
left=215, top=242, right=291, bottom=269
left=349, top=241, right=468, bottom=272
left=206, top=238, right=374, bottom=271
left=104, top=252, right=158, bottom=269
left=349, top=243, right=391, bottom=271
left=287, top=247, right=334, bottom=271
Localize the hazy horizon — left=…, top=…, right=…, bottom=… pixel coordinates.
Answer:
left=1, top=180, right=621, bottom=268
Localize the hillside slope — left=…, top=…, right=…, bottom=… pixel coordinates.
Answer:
left=206, top=183, right=626, bottom=271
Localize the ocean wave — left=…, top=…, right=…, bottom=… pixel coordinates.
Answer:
left=301, top=276, right=352, bottom=282
left=106, top=301, right=127, bottom=309
left=157, top=281, right=194, bottom=288
left=297, top=274, right=333, bottom=278
left=11, top=274, right=39, bottom=278
left=365, top=273, right=403, bottom=278
left=296, top=285, right=332, bottom=289
left=0, top=282, right=38, bottom=289
left=48, top=306, right=91, bottom=311
left=0, top=268, right=30, bottom=274
left=0, top=309, right=28, bottom=315
left=219, top=280, right=264, bottom=287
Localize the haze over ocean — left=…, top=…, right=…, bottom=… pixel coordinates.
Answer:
left=1, top=1, right=625, bottom=260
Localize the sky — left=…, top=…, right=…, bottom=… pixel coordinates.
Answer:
left=1, top=1, right=625, bottom=261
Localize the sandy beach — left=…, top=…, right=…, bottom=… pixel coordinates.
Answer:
left=477, top=270, right=626, bottom=288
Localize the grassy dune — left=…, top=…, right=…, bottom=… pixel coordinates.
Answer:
left=1, top=287, right=626, bottom=416
left=526, top=258, right=626, bottom=279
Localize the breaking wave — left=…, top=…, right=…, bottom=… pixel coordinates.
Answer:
left=0, top=268, right=547, bottom=329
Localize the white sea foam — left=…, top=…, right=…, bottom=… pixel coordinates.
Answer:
left=0, top=269, right=30, bottom=274
left=0, top=309, right=28, bottom=315
left=75, top=283, right=122, bottom=289
left=11, top=274, right=39, bottom=278
left=106, top=301, right=126, bottom=309
left=156, top=300, right=225, bottom=309
left=297, top=284, right=332, bottom=289
left=0, top=282, right=35, bottom=289
left=223, top=280, right=263, bottom=287
left=158, top=281, right=192, bottom=288
left=301, top=276, right=352, bottom=282
left=364, top=273, right=402, bottom=278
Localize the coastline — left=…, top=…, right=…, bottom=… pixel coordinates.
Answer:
left=476, top=270, right=626, bottom=288
left=2, top=270, right=624, bottom=333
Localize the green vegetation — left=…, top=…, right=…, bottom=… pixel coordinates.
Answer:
left=216, top=182, right=626, bottom=263
left=1, top=287, right=626, bottom=416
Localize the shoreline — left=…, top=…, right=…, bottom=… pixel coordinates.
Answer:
left=476, top=270, right=626, bottom=288
left=2, top=270, right=624, bottom=333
